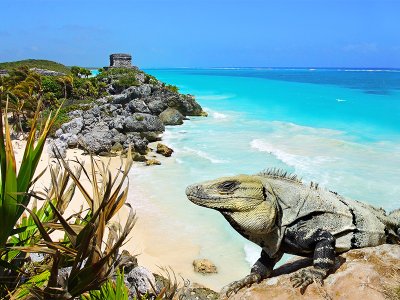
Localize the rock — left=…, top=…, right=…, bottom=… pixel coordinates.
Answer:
left=146, top=159, right=161, bottom=166
left=29, top=253, right=45, bottom=263
left=140, top=131, right=161, bottom=143
left=125, top=266, right=156, bottom=296
left=146, top=97, right=168, bottom=115
left=54, top=128, right=63, bottom=138
left=109, top=115, right=126, bottom=131
left=59, top=133, right=78, bottom=148
left=30, top=68, right=65, bottom=76
left=68, top=110, right=83, bottom=119
left=78, top=131, right=113, bottom=154
left=222, top=244, right=400, bottom=300
left=119, top=250, right=138, bottom=273
left=61, top=117, right=83, bottom=135
left=124, top=133, right=148, bottom=154
left=156, top=143, right=173, bottom=157
left=112, top=132, right=128, bottom=144
left=111, top=93, right=131, bottom=105
left=193, top=259, right=218, bottom=274
left=122, top=84, right=152, bottom=99
left=132, top=153, right=147, bottom=162
left=127, top=99, right=151, bottom=114
left=177, top=283, right=220, bottom=300
left=159, top=108, right=184, bottom=125
left=124, top=113, right=164, bottom=133
left=48, top=139, right=67, bottom=158
left=110, top=142, right=124, bottom=154
left=173, top=94, right=204, bottom=116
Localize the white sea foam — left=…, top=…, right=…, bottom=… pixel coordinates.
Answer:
left=198, top=94, right=233, bottom=101
left=183, top=147, right=228, bottom=164
left=336, top=98, right=347, bottom=102
left=250, top=138, right=335, bottom=185
left=212, top=112, right=228, bottom=119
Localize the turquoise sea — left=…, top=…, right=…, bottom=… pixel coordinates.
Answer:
left=129, top=68, right=400, bottom=289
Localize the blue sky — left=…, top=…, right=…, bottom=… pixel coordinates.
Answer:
left=1, top=0, right=399, bottom=68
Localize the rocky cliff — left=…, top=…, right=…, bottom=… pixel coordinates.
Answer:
left=49, top=68, right=206, bottom=158
left=219, top=244, right=400, bottom=300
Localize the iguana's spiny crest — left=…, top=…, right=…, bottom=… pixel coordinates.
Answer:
left=186, top=175, right=278, bottom=234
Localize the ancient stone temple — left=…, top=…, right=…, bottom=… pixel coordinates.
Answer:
left=109, top=53, right=132, bottom=68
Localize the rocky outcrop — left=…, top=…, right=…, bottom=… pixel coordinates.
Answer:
left=159, top=108, right=185, bottom=125
left=30, top=68, right=65, bottom=76
left=146, top=158, right=161, bottom=166
left=50, top=68, right=206, bottom=157
left=221, top=244, right=400, bottom=300
left=175, top=283, right=220, bottom=300
left=193, top=259, right=218, bottom=274
left=156, top=143, right=173, bottom=157
left=125, top=266, right=156, bottom=297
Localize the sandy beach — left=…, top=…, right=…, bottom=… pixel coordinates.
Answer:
left=13, top=139, right=230, bottom=291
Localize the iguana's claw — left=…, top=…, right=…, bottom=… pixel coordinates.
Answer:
left=290, top=267, right=326, bottom=294
left=225, top=273, right=261, bottom=297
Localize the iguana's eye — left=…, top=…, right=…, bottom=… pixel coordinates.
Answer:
left=218, top=181, right=238, bottom=191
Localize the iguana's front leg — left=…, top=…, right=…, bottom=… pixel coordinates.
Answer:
left=225, top=250, right=282, bottom=297
left=289, top=228, right=336, bottom=293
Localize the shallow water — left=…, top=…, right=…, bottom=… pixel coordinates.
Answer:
left=128, top=68, right=400, bottom=289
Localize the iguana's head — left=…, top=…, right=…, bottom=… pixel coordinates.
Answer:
left=186, top=175, right=277, bottom=235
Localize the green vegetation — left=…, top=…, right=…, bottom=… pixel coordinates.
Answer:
left=165, top=84, right=179, bottom=93
left=0, top=64, right=107, bottom=135
left=70, top=66, right=92, bottom=78
left=0, top=59, right=71, bottom=74
left=0, top=60, right=184, bottom=299
left=97, top=68, right=140, bottom=92
left=0, top=100, right=136, bottom=298
left=80, top=270, right=129, bottom=300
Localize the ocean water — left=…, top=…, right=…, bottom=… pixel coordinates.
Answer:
left=129, top=68, right=400, bottom=288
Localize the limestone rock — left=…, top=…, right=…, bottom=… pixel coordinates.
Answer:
left=146, top=158, right=161, bottom=166
left=193, top=259, right=218, bottom=274
left=125, top=266, right=156, bottom=296
left=110, top=142, right=124, bottom=154
left=159, top=107, right=184, bottom=125
left=124, top=113, right=164, bottom=133
left=78, top=131, right=113, bottom=154
left=156, top=143, right=173, bottom=157
left=48, top=139, right=67, bottom=158
left=61, top=117, right=83, bottom=135
left=30, top=68, right=65, bottom=76
left=146, top=97, right=168, bottom=115
left=122, top=84, right=152, bottom=99
left=59, top=133, right=78, bottom=148
left=222, top=244, right=400, bottom=300
left=127, top=99, right=151, bottom=114
left=175, top=282, right=219, bottom=300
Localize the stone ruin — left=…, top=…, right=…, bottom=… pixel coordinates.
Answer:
left=109, top=53, right=133, bottom=68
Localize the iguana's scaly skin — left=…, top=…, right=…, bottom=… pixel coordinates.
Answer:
left=185, top=170, right=400, bottom=296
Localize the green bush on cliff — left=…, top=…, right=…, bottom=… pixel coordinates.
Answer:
left=97, top=68, right=139, bottom=92
left=165, top=84, right=179, bottom=93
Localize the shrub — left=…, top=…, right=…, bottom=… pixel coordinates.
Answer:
left=165, top=84, right=179, bottom=93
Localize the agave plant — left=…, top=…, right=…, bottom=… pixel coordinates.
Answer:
left=0, top=99, right=59, bottom=248
left=11, top=150, right=136, bottom=299
left=80, top=269, right=129, bottom=300
left=0, top=98, right=61, bottom=297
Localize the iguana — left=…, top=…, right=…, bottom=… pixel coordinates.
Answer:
left=185, top=170, right=400, bottom=296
